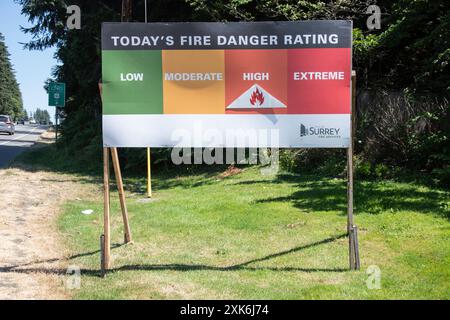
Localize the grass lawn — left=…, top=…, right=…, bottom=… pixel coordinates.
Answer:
left=54, top=163, right=449, bottom=300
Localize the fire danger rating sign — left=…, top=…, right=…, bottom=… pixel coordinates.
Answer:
left=102, top=21, right=352, bottom=148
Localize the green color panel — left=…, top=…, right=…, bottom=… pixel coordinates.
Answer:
left=48, top=82, right=65, bottom=107
left=102, top=51, right=163, bottom=115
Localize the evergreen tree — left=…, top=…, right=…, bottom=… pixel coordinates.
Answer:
left=16, top=0, right=449, bottom=176
left=33, top=108, right=51, bottom=124
left=0, top=32, right=24, bottom=119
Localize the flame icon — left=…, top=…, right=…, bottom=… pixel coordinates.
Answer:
left=249, top=87, right=264, bottom=106
left=227, top=84, right=286, bottom=110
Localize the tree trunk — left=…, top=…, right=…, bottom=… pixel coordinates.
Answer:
left=122, top=0, right=133, bottom=22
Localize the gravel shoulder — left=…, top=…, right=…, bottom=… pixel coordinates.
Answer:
left=0, top=130, right=98, bottom=299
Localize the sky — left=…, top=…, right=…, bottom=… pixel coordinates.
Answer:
left=0, top=0, right=57, bottom=121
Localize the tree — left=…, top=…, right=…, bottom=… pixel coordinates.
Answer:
left=16, top=0, right=197, bottom=166
left=16, top=0, right=449, bottom=178
left=33, top=108, right=50, bottom=124
left=0, top=32, right=24, bottom=119
left=354, top=0, right=450, bottom=95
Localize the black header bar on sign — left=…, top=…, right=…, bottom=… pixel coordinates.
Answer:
left=102, top=21, right=352, bottom=50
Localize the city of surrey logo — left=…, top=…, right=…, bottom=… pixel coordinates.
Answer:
left=300, top=124, right=342, bottom=139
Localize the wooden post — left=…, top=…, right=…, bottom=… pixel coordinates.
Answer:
left=111, top=147, right=133, bottom=243
left=348, top=70, right=360, bottom=270
left=122, top=0, right=133, bottom=22
left=347, top=144, right=355, bottom=269
left=147, top=147, right=152, bottom=198
left=100, top=234, right=106, bottom=277
left=353, top=225, right=361, bottom=270
left=102, top=147, right=111, bottom=270
left=144, top=0, right=151, bottom=199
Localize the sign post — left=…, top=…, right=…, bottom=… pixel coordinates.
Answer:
left=144, top=4, right=152, bottom=199
left=348, top=71, right=359, bottom=270
left=48, top=82, right=66, bottom=141
left=101, top=20, right=359, bottom=273
left=55, top=108, right=58, bottom=141
left=147, top=147, right=152, bottom=198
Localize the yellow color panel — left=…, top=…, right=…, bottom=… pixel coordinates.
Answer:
left=162, top=50, right=225, bottom=114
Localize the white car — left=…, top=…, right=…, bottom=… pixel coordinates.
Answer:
left=0, top=115, right=15, bottom=135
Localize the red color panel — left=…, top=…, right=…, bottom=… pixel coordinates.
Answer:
left=225, top=50, right=288, bottom=114
left=287, top=48, right=351, bottom=114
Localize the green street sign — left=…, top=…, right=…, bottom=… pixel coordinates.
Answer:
left=48, top=82, right=66, bottom=107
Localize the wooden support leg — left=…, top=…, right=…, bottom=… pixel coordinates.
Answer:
left=111, top=147, right=133, bottom=244
left=353, top=225, right=361, bottom=270
left=100, top=234, right=106, bottom=277
left=103, top=147, right=111, bottom=270
left=347, top=70, right=360, bottom=270
left=347, top=146, right=356, bottom=270
left=147, top=147, right=152, bottom=198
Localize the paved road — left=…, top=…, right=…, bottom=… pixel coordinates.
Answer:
left=0, top=124, right=48, bottom=167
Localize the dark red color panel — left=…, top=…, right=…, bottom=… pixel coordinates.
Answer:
left=287, top=48, right=351, bottom=114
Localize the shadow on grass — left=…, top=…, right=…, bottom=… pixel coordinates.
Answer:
left=12, top=143, right=240, bottom=193
left=13, top=144, right=449, bottom=220
left=11, top=143, right=103, bottom=185
left=0, top=234, right=348, bottom=278
left=123, top=170, right=226, bottom=194
left=252, top=174, right=449, bottom=219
